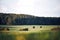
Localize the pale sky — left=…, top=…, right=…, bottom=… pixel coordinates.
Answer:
left=0, top=0, right=60, bottom=17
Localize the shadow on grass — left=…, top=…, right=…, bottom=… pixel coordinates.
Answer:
left=0, top=32, right=16, bottom=40
left=0, top=31, right=60, bottom=40
left=26, top=31, right=60, bottom=40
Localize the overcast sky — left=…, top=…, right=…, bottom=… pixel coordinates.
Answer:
left=0, top=0, right=60, bottom=17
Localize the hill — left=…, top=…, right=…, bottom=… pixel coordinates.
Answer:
left=0, top=13, right=60, bottom=25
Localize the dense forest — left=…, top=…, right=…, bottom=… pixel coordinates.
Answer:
left=0, top=13, right=60, bottom=25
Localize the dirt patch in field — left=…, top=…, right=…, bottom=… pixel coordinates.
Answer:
left=16, top=36, right=25, bottom=40
left=12, top=32, right=26, bottom=40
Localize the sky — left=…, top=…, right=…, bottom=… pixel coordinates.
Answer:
left=0, top=0, right=60, bottom=17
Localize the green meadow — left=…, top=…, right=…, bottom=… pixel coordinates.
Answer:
left=0, top=31, right=60, bottom=40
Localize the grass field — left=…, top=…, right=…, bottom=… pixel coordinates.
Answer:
left=0, top=31, right=60, bottom=40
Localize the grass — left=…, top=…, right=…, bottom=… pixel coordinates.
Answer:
left=0, top=31, right=60, bottom=40
left=26, top=31, right=60, bottom=40
left=0, top=32, right=15, bottom=40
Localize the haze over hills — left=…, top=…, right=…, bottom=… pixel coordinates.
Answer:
left=0, top=13, right=60, bottom=25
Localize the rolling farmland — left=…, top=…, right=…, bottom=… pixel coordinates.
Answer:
left=0, top=13, right=60, bottom=40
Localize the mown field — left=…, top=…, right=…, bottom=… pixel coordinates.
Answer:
left=0, top=31, right=60, bottom=40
